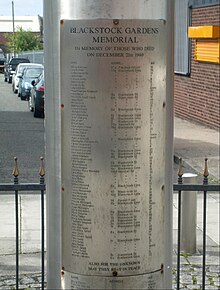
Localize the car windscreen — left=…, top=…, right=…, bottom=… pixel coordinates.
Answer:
left=10, top=59, right=30, bottom=65
left=18, top=66, right=26, bottom=74
left=25, top=68, right=43, bottom=78
left=18, top=64, right=34, bottom=74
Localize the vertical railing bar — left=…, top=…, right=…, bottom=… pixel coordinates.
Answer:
left=13, top=157, right=20, bottom=290
left=41, top=187, right=45, bottom=290
left=39, top=157, right=45, bottom=290
left=176, top=158, right=183, bottom=290
left=177, top=189, right=181, bottom=290
left=202, top=158, right=209, bottom=290
left=202, top=190, right=207, bottom=289
left=15, top=187, right=19, bottom=290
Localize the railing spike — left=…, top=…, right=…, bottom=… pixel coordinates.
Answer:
left=12, top=157, right=19, bottom=177
left=203, top=158, right=209, bottom=178
left=203, top=158, right=209, bottom=185
left=39, top=157, right=45, bottom=177
left=178, top=157, right=183, bottom=177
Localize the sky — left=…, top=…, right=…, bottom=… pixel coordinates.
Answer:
left=0, top=0, right=43, bottom=16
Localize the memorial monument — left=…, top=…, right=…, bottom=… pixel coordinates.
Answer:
left=44, top=1, right=174, bottom=289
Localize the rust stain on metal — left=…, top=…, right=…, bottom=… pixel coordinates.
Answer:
left=60, top=19, right=64, bottom=27
left=161, top=263, right=164, bottom=273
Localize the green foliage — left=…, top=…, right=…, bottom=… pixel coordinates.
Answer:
left=192, top=275, right=197, bottom=285
left=180, top=251, right=191, bottom=264
left=207, top=275, right=215, bottom=286
left=5, top=26, right=43, bottom=53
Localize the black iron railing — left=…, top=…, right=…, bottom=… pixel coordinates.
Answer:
left=0, top=157, right=46, bottom=290
left=173, top=158, right=220, bottom=290
left=0, top=157, right=219, bottom=290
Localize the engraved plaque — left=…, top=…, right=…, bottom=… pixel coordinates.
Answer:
left=62, top=270, right=163, bottom=289
left=61, top=19, right=166, bottom=288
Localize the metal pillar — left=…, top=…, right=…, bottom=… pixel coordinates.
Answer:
left=44, top=1, right=174, bottom=289
left=44, top=1, right=62, bottom=289
left=181, top=173, right=198, bottom=254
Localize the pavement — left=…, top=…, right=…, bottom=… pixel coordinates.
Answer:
left=0, top=116, right=219, bottom=289
left=174, top=117, right=219, bottom=182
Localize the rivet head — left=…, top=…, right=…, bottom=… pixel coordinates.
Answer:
left=61, top=266, right=65, bottom=276
left=112, top=270, right=118, bottom=277
left=113, top=19, right=119, bottom=25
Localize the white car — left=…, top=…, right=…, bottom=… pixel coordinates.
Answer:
left=12, top=63, right=43, bottom=94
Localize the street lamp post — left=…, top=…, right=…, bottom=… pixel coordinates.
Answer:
left=12, top=1, right=15, bottom=57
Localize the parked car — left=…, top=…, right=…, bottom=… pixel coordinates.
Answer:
left=18, top=65, right=43, bottom=100
left=4, top=57, right=30, bottom=83
left=12, top=63, right=42, bottom=94
left=29, top=71, right=45, bottom=118
left=0, top=49, right=5, bottom=73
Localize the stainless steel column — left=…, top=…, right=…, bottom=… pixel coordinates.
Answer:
left=44, top=1, right=62, bottom=289
left=181, top=173, right=198, bottom=254
left=44, top=1, right=174, bottom=289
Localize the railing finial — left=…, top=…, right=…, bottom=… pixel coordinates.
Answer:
left=12, top=157, right=19, bottom=177
left=178, top=157, right=183, bottom=177
left=39, top=157, right=45, bottom=177
left=177, top=157, right=183, bottom=184
left=203, top=158, right=209, bottom=185
left=203, top=158, right=209, bottom=178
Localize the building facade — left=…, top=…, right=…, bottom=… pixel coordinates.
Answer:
left=0, top=16, right=42, bottom=52
left=174, top=0, right=220, bottom=129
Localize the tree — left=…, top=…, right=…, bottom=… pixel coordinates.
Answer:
left=6, top=26, right=43, bottom=53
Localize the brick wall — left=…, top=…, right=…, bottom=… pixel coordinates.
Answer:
left=174, top=4, right=220, bottom=129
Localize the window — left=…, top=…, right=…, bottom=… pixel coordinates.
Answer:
left=174, top=0, right=191, bottom=75
left=189, top=0, right=220, bottom=8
